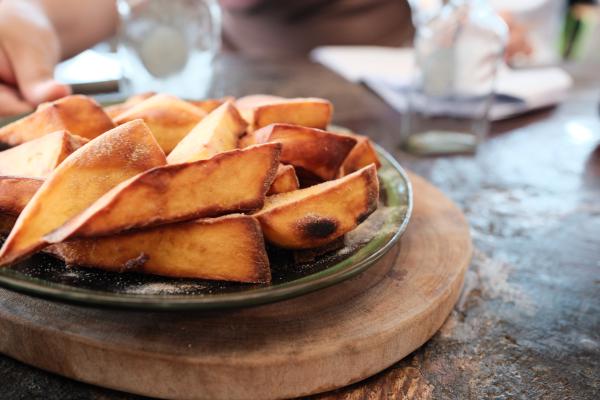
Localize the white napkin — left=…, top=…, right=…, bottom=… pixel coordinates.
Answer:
left=310, top=46, right=573, bottom=121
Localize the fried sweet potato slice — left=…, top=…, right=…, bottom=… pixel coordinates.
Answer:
left=167, top=101, right=248, bottom=164
left=104, top=92, right=156, bottom=119
left=113, top=94, right=206, bottom=154
left=254, top=164, right=379, bottom=249
left=0, top=177, right=42, bottom=234
left=0, top=177, right=43, bottom=234
left=235, top=94, right=285, bottom=109
left=0, top=95, right=115, bottom=145
left=46, top=214, right=271, bottom=283
left=235, top=95, right=333, bottom=131
left=337, top=132, right=381, bottom=176
left=252, top=123, right=356, bottom=182
left=267, top=164, right=299, bottom=195
left=0, top=176, right=42, bottom=215
left=188, top=97, right=235, bottom=114
left=46, top=143, right=280, bottom=242
left=0, top=120, right=166, bottom=265
left=0, top=131, right=88, bottom=178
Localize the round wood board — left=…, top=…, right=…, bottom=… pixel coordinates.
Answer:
left=0, top=172, right=471, bottom=400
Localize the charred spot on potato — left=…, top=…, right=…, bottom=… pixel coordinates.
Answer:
left=297, top=215, right=338, bottom=239
left=120, top=253, right=149, bottom=272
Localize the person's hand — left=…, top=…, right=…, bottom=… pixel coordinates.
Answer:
left=499, top=11, right=533, bottom=64
left=0, top=0, right=71, bottom=117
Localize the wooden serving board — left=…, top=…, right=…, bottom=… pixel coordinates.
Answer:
left=0, top=173, right=471, bottom=400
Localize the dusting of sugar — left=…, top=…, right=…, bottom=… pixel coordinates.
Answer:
left=126, top=282, right=208, bottom=295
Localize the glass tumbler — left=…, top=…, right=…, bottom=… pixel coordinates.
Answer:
left=403, top=0, right=507, bottom=156
left=116, top=0, right=221, bottom=99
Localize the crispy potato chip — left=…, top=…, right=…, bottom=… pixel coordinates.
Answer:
left=0, top=120, right=166, bottom=265
left=47, top=214, right=271, bottom=283
left=0, top=95, right=115, bottom=145
left=46, top=143, right=281, bottom=241
left=267, top=164, right=299, bottom=195
left=114, top=94, right=206, bottom=154
left=0, top=131, right=88, bottom=178
left=252, top=123, right=356, bottom=182
left=235, top=95, right=333, bottom=131
left=167, top=101, right=247, bottom=164
left=255, top=165, right=379, bottom=249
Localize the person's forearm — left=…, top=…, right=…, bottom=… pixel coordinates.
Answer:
left=37, top=0, right=118, bottom=59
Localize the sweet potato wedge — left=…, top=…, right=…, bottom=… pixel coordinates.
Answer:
left=104, top=92, right=156, bottom=119
left=0, top=131, right=88, bottom=178
left=0, top=177, right=43, bottom=234
left=238, top=132, right=257, bottom=148
left=167, top=101, right=247, bottom=164
left=46, top=214, right=271, bottom=283
left=0, top=176, right=42, bottom=215
left=113, top=94, right=206, bottom=154
left=0, top=120, right=166, bottom=265
left=0, top=95, right=115, bottom=145
left=337, top=132, right=381, bottom=176
left=235, top=95, right=333, bottom=131
left=254, top=164, right=379, bottom=249
left=46, top=143, right=281, bottom=242
left=188, top=97, right=235, bottom=114
left=252, top=123, right=356, bottom=182
left=267, top=164, right=299, bottom=195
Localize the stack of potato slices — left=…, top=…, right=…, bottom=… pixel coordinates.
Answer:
left=0, top=93, right=382, bottom=283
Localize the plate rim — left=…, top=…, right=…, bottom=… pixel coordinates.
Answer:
left=0, top=144, right=412, bottom=310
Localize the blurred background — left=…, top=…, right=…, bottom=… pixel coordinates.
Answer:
left=57, top=0, right=600, bottom=96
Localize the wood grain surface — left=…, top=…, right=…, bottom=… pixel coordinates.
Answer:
left=0, top=57, right=598, bottom=400
left=0, top=172, right=471, bottom=399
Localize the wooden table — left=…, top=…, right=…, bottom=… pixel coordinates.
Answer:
left=1, top=56, right=599, bottom=399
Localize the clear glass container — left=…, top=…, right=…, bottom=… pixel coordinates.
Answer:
left=116, top=0, right=221, bottom=99
left=403, top=0, right=507, bottom=156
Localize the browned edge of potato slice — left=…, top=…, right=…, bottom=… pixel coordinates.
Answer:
left=167, top=101, right=248, bottom=164
left=267, top=164, right=299, bottom=195
left=0, top=120, right=167, bottom=266
left=336, top=132, right=381, bottom=176
left=114, top=94, right=206, bottom=154
left=104, top=92, right=156, bottom=119
left=0, top=130, right=88, bottom=178
left=254, top=164, right=379, bottom=249
left=235, top=95, right=333, bottom=131
left=46, top=143, right=281, bottom=242
left=0, top=95, right=115, bottom=145
left=253, top=123, right=357, bottom=182
left=46, top=214, right=271, bottom=283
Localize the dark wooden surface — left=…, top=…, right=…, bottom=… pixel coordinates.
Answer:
left=1, top=55, right=599, bottom=399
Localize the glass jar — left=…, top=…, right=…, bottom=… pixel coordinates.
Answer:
left=117, top=0, right=222, bottom=99
left=403, top=0, right=508, bottom=156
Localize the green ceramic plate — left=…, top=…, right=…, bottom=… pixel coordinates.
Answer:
left=0, top=143, right=412, bottom=310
